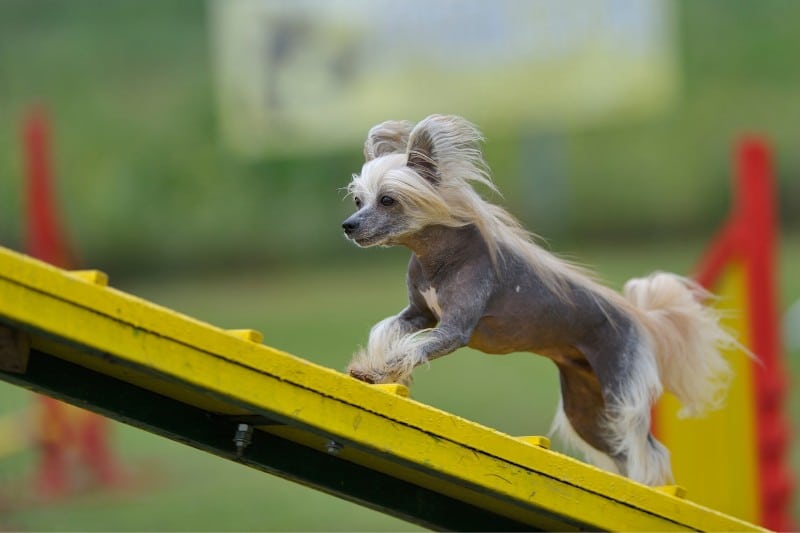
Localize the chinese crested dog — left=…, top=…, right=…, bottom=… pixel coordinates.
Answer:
left=341, top=114, right=735, bottom=486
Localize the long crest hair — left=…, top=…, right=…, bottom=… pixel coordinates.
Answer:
left=348, top=114, right=616, bottom=303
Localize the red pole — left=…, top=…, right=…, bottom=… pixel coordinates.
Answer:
left=22, top=106, right=73, bottom=268
left=737, top=139, right=794, bottom=532
left=667, top=137, right=794, bottom=530
left=21, top=106, right=124, bottom=499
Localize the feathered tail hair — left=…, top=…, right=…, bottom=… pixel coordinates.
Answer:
left=624, top=272, right=739, bottom=418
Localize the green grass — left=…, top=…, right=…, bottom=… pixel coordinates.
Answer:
left=1, top=235, right=798, bottom=530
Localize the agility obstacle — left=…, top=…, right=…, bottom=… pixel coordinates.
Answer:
left=653, top=138, right=794, bottom=531
left=0, top=245, right=765, bottom=531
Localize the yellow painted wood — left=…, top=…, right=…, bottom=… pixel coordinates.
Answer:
left=516, top=436, right=551, bottom=449
left=0, top=247, right=765, bottom=532
left=656, top=486, right=688, bottom=499
left=372, top=383, right=410, bottom=397
left=69, top=269, right=109, bottom=286
left=227, top=329, right=264, bottom=343
left=0, top=409, right=28, bottom=458
left=654, top=262, right=760, bottom=524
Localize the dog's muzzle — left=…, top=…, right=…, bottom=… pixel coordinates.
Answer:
left=342, top=215, right=360, bottom=237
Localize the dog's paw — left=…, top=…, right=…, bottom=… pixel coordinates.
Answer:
left=349, top=368, right=378, bottom=384
left=348, top=366, right=413, bottom=386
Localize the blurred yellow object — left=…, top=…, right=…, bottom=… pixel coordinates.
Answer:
left=653, top=139, right=794, bottom=531
left=0, top=409, right=29, bottom=458
left=655, top=263, right=759, bottom=521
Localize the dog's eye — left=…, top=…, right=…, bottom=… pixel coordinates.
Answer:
left=354, top=197, right=362, bottom=209
left=380, top=195, right=395, bottom=207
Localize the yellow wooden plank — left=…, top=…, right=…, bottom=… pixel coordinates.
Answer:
left=0, top=247, right=765, bottom=532
left=516, top=436, right=551, bottom=449
left=226, top=329, right=264, bottom=343
left=68, top=269, right=109, bottom=286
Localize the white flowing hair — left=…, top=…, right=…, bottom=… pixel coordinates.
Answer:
left=624, top=273, right=739, bottom=417
left=346, top=314, right=434, bottom=385
left=349, top=114, right=617, bottom=303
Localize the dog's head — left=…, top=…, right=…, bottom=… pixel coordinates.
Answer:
left=342, top=115, right=492, bottom=248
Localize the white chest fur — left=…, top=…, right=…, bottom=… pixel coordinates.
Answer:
left=419, top=287, right=442, bottom=320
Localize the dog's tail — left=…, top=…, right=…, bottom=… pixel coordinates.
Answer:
left=623, top=272, right=738, bottom=418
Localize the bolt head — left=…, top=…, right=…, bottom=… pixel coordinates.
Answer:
left=326, top=440, right=343, bottom=455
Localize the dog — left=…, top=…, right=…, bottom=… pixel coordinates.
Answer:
left=341, top=114, right=735, bottom=486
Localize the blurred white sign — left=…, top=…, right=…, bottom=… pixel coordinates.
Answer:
left=210, top=0, right=678, bottom=156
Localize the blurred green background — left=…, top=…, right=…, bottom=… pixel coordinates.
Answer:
left=0, top=0, right=798, bottom=530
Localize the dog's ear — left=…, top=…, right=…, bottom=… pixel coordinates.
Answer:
left=364, top=120, right=413, bottom=161
left=408, top=114, right=489, bottom=191
left=406, top=120, right=440, bottom=186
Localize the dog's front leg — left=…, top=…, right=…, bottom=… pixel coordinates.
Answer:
left=347, top=305, right=435, bottom=385
left=382, top=321, right=473, bottom=382
left=353, top=308, right=478, bottom=385
left=349, top=278, right=487, bottom=385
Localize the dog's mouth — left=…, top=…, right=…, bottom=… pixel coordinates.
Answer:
left=343, top=223, right=388, bottom=247
left=344, top=223, right=404, bottom=248
left=349, top=232, right=385, bottom=248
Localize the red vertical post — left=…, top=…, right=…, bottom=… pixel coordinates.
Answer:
left=738, top=139, right=794, bottom=532
left=22, top=106, right=72, bottom=268
left=655, top=137, right=794, bottom=529
left=21, top=106, right=124, bottom=499
left=22, top=106, right=74, bottom=499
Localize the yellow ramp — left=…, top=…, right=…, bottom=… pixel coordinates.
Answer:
left=0, top=246, right=763, bottom=531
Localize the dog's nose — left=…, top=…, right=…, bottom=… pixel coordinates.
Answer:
left=342, top=219, right=358, bottom=234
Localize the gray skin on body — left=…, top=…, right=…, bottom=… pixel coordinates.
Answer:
left=344, top=218, right=638, bottom=461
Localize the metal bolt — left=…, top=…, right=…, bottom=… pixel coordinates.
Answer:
left=326, top=439, right=343, bottom=455
left=233, top=423, right=253, bottom=458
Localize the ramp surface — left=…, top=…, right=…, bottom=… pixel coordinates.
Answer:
left=0, top=246, right=763, bottom=531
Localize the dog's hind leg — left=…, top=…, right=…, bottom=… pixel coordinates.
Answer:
left=598, top=343, right=674, bottom=486
left=550, top=359, right=624, bottom=475
left=551, top=351, right=673, bottom=486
